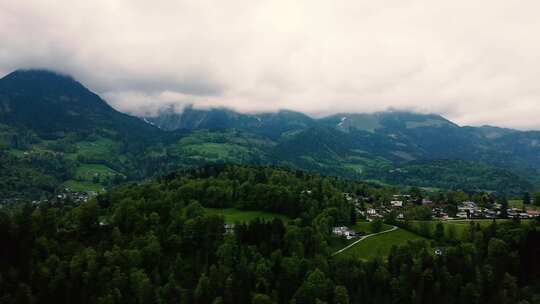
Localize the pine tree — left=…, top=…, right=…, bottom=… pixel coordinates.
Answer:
left=523, top=192, right=531, bottom=205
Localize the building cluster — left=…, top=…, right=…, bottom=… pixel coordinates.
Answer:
left=350, top=192, right=540, bottom=223
left=25, top=189, right=97, bottom=207
left=456, top=201, right=538, bottom=220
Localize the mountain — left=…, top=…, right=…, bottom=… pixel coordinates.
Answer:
left=319, top=111, right=457, bottom=133
left=147, top=106, right=540, bottom=168
left=145, top=106, right=316, bottom=139
left=144, top=107, right=540, bottom=192
left=0, top=69, right=161, bottom=140
left=1, top=69, right=539, bottom=199
left=0, top=70, right=169, bottom=199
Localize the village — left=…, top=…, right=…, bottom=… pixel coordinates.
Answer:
left=333, top=192, right=540, bottom=239
left=0, top=188, right=96, bottom=208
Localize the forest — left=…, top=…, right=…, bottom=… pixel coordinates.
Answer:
left=1, top=165, right=539, bottom=304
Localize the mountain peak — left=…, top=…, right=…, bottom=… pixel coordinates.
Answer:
left=0, top=69, right=88, bottom=96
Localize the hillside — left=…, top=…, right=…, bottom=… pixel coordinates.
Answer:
left=1, top=69, right=539, bottom=199
left=1, top=164, right=539, bottom=303
left=144, top=105, right=540, bottom=192
left=0, top=70, right=171, bottom=199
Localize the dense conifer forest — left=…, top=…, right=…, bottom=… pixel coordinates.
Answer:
left=1, top=165, right=539, bottom=304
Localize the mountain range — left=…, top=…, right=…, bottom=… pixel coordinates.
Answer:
left=1, top=69, right=539, bottom=199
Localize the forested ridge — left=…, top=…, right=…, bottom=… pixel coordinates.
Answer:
left=1, top=165, right=540, bottom=304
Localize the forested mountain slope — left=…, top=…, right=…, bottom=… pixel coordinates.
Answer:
left=1, top=69, right=539, bottom=199
left=1, top=165, right=539, bottom=303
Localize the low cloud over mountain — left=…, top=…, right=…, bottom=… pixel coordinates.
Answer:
left=2, top=1, right=540, bottom=129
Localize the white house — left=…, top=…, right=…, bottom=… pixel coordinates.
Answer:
left=333, top=226, right=357, bottom=239
left=390, top=200, right=403, bottom=207
left=456, top=211, right=468, bottom=219
left=422, top=199, right=433, bottom=205
left=367, top=208, right=377, bottom=216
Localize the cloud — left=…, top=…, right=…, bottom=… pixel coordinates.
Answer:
left=1, top=0, right=540, bottom=129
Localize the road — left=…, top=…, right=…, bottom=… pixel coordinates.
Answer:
left=332, top=225, right=398, bottom=256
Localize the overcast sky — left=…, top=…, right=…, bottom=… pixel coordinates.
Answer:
left=1, top=1, right=540, bottom=129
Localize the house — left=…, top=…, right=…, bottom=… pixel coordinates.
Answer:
left=519, top=213, right=530, bottom=219
left=484, top=210, right=497, bottom=219
left=333, top=226, right=357, bottom=240
left=527, top=210, right=540, bottom=218
left=507, top=209, right=518, bottom=218
left=343, top=193, right=353, bottom=201
left=390, top=200, right=403, bottom=207
left=224, top=224, right=235, bottom=234
left=366, top=208, right=377, bottom=216
left=456, top=211, right=468, bottom=219
left=458, top=201, right=477, bottom=216
left=422, top=199, right=433, bottom=205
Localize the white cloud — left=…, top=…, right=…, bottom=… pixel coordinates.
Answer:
left=1, top=0, right=540, bottom=129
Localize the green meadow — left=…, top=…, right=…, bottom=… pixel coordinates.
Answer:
left=339, top=228, right=426, bottom=260
left=203, top=208, right=288, bottom=223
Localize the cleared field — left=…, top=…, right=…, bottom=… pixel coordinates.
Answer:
left=204, top=208, right=288, bottom=223
left=340, top=228, right=426, bottom=260
left=75, top=164, right=119, bottom=181
left=409, top=219, right=513, bottom=237
left=176, top=143, right=258, bottom=163
left=63, top=180, right=104, bottom=192
left=509, top=199, right=540, bottom=211
left=351, top=221, right=392, bottom=234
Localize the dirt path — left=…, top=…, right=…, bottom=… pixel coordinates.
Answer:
left=332, top=225, right=398, bottom=256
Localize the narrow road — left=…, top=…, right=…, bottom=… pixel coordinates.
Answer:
left=332, top=225, right=398, bottom=256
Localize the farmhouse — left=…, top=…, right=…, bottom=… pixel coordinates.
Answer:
left=332, top=226, right=357, bottom=240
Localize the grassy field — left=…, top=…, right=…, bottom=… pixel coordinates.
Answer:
left=408, top=219, right=515, bottom=238
left=63, top=180, right=104, bottom=192
left=351, top=221, right=392, bottom=234
left=339, top=228, right=426, bottom=260
left=509, top=199, right=524, bottom=209
left=329, top=221, right=395, bottom=252
left=204, top=208, right=288, bottom=223
left=72, top=138, right=119, bottom=161
left=75, top=164, right=119, bottom=181
left=509, top=199, right=540, bottom=211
